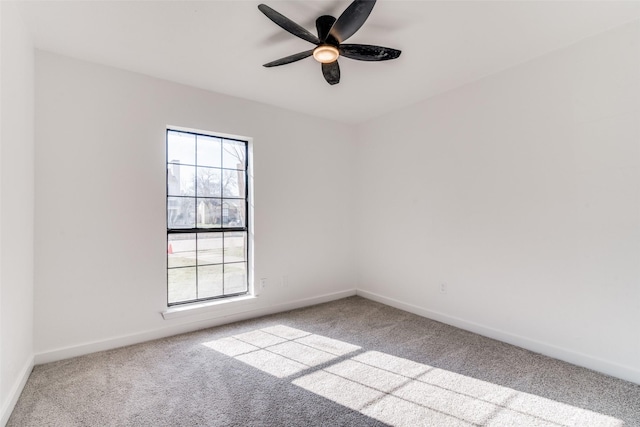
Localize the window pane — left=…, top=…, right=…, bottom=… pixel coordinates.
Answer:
left=197, top=135, right=222, bottom=168
left=196, top=167, right=221, bottom=197
left=224, top=262, right=247, bottom=295
left=196, top=198, right=221, bottom=228
left=168, top=234, right=196, bottom=268
left=168, top=267, right=196, bottom=304
left=198, top=233, right=223, bottom=265
left=167, top=129, right=249, bottom=306
left=168, top=197, right=195, bottom=228
left=222, top=140, right=246, bottom=170
left=167, top=164, right=195, bottom=196
left=224, top=231, right=246, bottom=263
left=222, top=199, right=245, bottom=227
left=222, top=169, right=245, bottom=198
left=198, top=265, right=223, bottom=299
left=167, top=131, right=195, bottom=165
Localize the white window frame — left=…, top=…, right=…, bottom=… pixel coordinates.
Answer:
left=165, top=126, right=254, bottom=308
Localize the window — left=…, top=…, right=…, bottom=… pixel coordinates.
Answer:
left=166, top=128, right=249, bottom=306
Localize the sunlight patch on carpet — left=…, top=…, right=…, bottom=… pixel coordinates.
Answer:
left=236, top=349, right=308, bottom=378
left=202, top=325, right=359, bottom=378
left=203, top=326, right=623, bottom=427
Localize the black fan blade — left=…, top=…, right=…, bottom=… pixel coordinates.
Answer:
left=339, top=44, right=401, bottom=61
left=258, top=4, right=320, bottom=45
left=316, top=15, right=336, bottom=42
left=328, top=0, right=376, bottom=44
left=263, top=50, right=314, bottom=67
left=321, top=61, right=340, bottom=85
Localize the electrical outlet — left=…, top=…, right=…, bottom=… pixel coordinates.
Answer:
left=440, top=283, right=447, bottom=294
left=256, top=278, right=267, bottom=295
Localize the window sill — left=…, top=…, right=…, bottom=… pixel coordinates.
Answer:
left=162, top=294, right=258, bottom=320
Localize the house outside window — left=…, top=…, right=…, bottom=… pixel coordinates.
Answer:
left=166, top=128, right=249, bottom=306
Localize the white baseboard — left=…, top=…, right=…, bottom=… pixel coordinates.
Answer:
left=32, top=287, right=640, bottom=385
left=357, top=289, right=640, bottom=385
left=35, top=289, right=357, bottom=365
left=1, top=356, right=34, bottom=427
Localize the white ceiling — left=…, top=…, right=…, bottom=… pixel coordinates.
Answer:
left=17, top=0, right=640, bottom=124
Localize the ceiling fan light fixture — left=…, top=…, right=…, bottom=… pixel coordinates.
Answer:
left=259, top=1, right=401, bottom=85
left=313, top=45, right=340, bottom=63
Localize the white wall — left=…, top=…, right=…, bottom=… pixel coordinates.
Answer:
left=355, top=20, right=640, bottom=383
left=25, top=9, right=640, bottom=391
left=34, top=51, right=356, bottom=361
left=0, top=1, right=35, bottom=424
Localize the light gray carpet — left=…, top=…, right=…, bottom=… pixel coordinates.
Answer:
left=8, top=296, right=640, bottom=426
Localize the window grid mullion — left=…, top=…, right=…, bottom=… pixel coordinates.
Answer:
left=222, top=232, right=226, bottom=296
left=194, top=137, right=199, bottom=300
left=220, top=139, right=225, bottom=296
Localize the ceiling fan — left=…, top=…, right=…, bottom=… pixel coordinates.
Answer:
left=258, top=0, right=401, bottom=85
